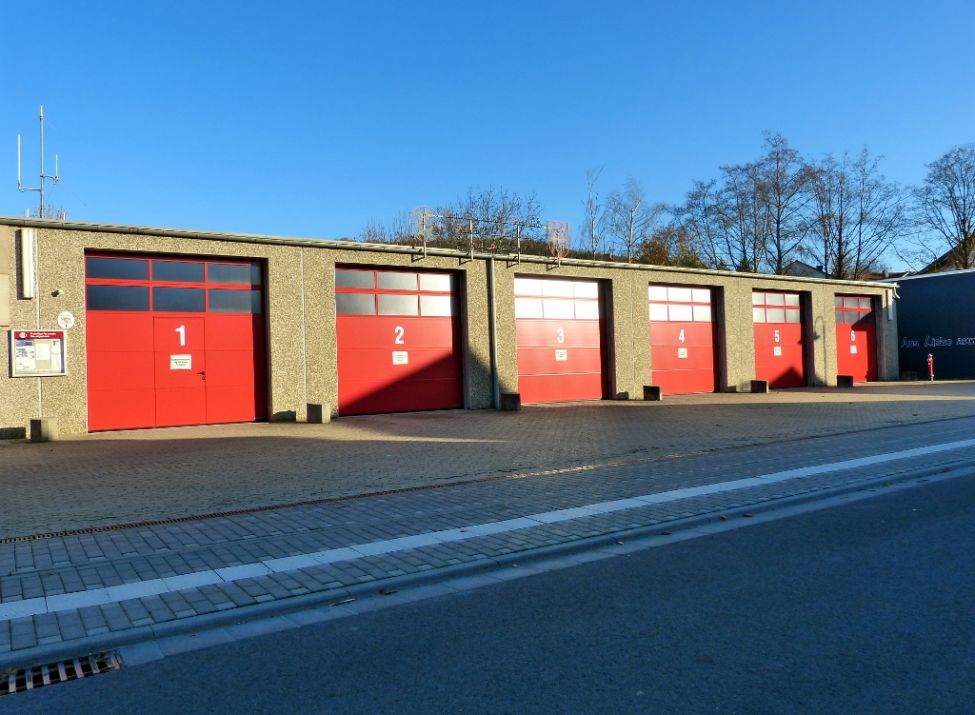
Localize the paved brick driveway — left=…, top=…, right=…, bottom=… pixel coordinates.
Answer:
left=2, top=382, right=974, bottom=538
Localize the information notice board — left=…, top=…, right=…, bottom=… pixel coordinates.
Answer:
left=10, top=330, right=68, bottom=377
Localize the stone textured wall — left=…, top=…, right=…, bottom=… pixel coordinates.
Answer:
left=0, top=221, right=898, bottom=436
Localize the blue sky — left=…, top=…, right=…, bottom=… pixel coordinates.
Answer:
left=2, top=1, right=972, bottom=253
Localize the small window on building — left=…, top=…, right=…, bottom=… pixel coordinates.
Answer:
left=85, top=257, right=149, bottom=281
left=209, top=289, right=263, bottom=313
left=419, top=273, right=453, bottom=292
left=153, top=287, right=205, bottom=312
left=208, top=263, right=263, bottom=285
left=575, top=300, right=600, bottom=320
left=515, top=298, right=543, bottom=319
left=378, top=272, right=418, bottom=291
left=335, top=269, right=375, bottom=289
left=378, top=294, right=419, bottom=316
left=86, top=285, right=150, bottom=311
left=420, top=295, right=453, bottom=317
left=153, top=261, right=205, bottom=283
left=336, top=293, right=376, bottom=315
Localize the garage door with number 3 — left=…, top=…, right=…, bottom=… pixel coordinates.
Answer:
left=515, top=277, right=604, bottom=404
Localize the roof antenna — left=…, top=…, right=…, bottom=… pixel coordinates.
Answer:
left=17, top=105, right=61, bottom=219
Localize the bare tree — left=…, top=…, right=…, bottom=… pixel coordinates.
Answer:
left=758, top=133, right=813, bottom=274
left=675, top=179, right=727, bottom=269
left=913, top=143, right=975, bottom=269
left=580, top=167, right=604, bottom=259
left=605, top=177, right=664, bottom=262
left=714, top=161, right=770, bottom=272
left=805, top=149, right=907, bottom=279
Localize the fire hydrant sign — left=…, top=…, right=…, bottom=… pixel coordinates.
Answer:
left=10, top=330, right=68, bottom=377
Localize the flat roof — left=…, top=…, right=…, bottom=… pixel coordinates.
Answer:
left=879, top=267, right=975, bottom=282
left=0, top=215, right=896, bottom=290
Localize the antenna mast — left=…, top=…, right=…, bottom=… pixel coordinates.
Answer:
left=17, top=105, right=60, bottom=219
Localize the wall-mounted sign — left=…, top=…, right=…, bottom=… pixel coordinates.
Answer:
left=850, top=345, right=858, bottom=354
left=773, top=346, right=783, bottom=357
left=392, top=351, right=409, bottom=365
left=10, top=330, right=67, bottom=377
left=170, top=354, right=192, bottom=370
left=554, top=349, right=568, bottom=362
left=57, top=311, right=76, bottom=330
left=677, top=347, right=688, bottom=359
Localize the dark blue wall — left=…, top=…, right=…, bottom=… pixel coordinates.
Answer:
left=896, top=272, right=975, bottom=378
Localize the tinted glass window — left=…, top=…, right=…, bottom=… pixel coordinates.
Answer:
left=669, top=304, right=693, bottom=321
left=336, top=293, right=375, bottom=315
left=86, top=285, right=150, bottom=311
left=378, top=294, right=419, bottom=316
left=784, top=293, right=801, bottom=307
left=573, top=282, right=599, bottom=299
left=153, top=287, right=205, bottom=312
left=753, top=307, right=766, bottom=323
left=649, top=303, right=668, bottom=322
left=378, top=272, right=417, bottom=290
left=153, top=261, right=205, bottom=282
left=765, top=292, right=785, bottom=306
left=648, top=285, right=667, bottom=301
left=209, top=289, right=262, bottom=313
left=542, top=299, right=574, bottom=319
left=693, top=305, right=712, bottom=322
left=575, top=300, right=600, bottom=320
left=515, top=298, right=543, bottom=319
left=668, top=287, right=693, bottom=303
left=335, top=269, right=375, bottom=289
left=752, top=292, right=765, bottom=305
left=208, top=263, right=263, bottom=285
left=419, top=273, right=453, bottom=292
left=85, top=257, right=149, bottom=280
left=767, top=308, right=786, bottom=323
left=420, top=295, right=453, bottom=317
left=514, top=278, right=542, bottom=296
left=691, top=289, right=711, bottom=304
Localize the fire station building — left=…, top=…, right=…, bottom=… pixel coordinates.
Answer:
left=0, top=218, right=899, bottom=438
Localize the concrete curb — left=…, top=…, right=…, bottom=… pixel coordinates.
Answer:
left=3, top=458, right=974, bottom=672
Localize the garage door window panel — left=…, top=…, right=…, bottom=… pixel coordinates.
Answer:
left=209, top=289, right=263, bottom=314
left=87, top=285, right=150, bottom=311
left=153, top=261, right=205, bottom=283
left=208, top=263, right=263, bottom=286
left=85, top=257, right=150, bottom=281
left=153, top=287, right=205, bottom=312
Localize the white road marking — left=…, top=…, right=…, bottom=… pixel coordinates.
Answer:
left=3, top=437, right=975, bottom=622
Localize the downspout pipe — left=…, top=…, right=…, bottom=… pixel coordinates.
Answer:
left=487, top=257, right=500, bottom=408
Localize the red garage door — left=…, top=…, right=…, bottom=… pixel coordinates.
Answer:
left=85, top=255, right=266, bottom=431
left=753, top=291, right=806, bottom=388
left=649, top=284, right=718, bottom=394
left=835, top=295, right=877, bottom=382
left=515, top=277, right=604, bottom=404
left=336, top=268, right=462, bottom=415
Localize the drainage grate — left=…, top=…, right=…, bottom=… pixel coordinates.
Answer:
left=1, top=651, right=122, bottom=697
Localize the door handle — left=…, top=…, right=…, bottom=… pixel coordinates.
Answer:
left=196, top=371, right=207, bottom=380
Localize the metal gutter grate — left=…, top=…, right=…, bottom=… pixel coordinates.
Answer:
left=1, top=651, right=122, bottom=697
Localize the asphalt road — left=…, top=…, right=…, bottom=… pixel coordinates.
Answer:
left=8, top=473, right=975, bottom=714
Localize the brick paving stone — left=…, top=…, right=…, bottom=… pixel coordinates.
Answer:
left=56, top=610, right=88, bottom=641
left=101, top=603, right=134, bottom=632
left=78, top=606, right=110, bottom=636
left=0, top=619, right=11, bottom=653
left=158, top=591, right=196, bottom=619
left=34, top=612, right=62, bottom=645
left=10, top=617, right=37, bottom=650
left=119, top=599, right=154, bottom=627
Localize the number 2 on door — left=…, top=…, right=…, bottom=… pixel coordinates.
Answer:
left=394, top=326, right=405, bottom=344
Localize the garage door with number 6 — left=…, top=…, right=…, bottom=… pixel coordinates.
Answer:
left=835, top=295, right=877, bottom=382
